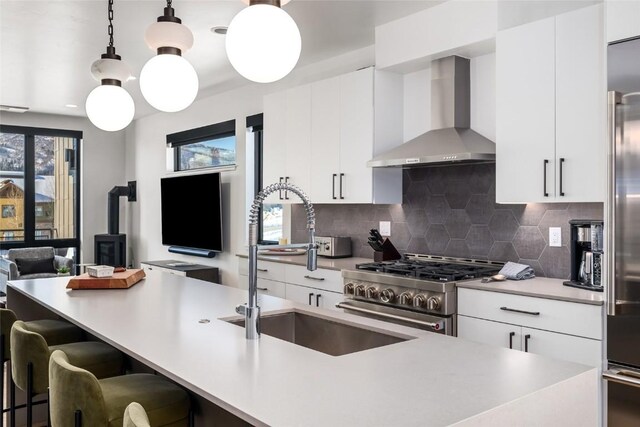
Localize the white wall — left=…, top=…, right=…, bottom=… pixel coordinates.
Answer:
left=0, top=111, right=127, bottom=263
left=403, top=52, right=496, bottom=141
left=126, top=46, right=375, bottom=288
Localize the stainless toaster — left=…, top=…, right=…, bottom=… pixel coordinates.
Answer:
left=316, top=236, right=352, bottom=258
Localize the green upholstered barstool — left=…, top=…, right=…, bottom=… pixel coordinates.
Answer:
left=10, top=321, right=124, bottom=426
left=49, top=350, right=191, bottom=427
left=123, top=402, right=151, bottom=427
left=1, top=308, right=84, bottom=427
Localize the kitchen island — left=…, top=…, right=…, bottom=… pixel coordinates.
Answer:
left=7, top=271, right=598, bottom=426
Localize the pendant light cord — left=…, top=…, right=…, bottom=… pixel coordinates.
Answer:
left=166, top=0, right=172, bottom=8
left=107, top=0, right=114, bottom=48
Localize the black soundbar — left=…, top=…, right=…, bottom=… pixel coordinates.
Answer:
left=168, top=246, right=217, bottom=258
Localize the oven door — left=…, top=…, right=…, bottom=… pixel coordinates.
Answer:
left=336, top=299, right=453, bottom=335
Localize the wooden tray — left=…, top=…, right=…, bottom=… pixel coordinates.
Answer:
left=67, top=269, right=146, bottom=289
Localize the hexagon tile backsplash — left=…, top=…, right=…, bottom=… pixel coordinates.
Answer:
left=291, top=164, right=604, bottom=280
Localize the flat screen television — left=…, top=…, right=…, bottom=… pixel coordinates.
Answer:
left=160, top=173, right=223, bottom=253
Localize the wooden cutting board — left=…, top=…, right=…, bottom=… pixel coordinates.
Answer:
left=67, top=269, right=146, bottom=289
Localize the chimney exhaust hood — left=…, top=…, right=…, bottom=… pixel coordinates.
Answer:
left=368, top=56, right=495, bottom=168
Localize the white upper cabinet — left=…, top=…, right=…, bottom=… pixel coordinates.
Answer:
left=263, top=84, right=312, bottom=204
left=264, top=67, right=402, bottom=205
left=496, top=17, right=556, bottom=203
left=606, top=0, right=640, bottom=42
left=496, top=4, right=605, bottom=203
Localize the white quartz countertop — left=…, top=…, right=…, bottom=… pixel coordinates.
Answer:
left=8, top=273, right=596, bottom=426
left=457, top=277, right=604, bottom=306
left=236, top=252, right=371, bottom=271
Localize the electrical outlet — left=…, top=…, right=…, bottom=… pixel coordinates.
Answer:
left=379, top=221, right=391, bottom=237
left=549, top=227, right=562, bottom=247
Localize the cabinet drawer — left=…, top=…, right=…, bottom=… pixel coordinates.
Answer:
left=238, top=259, right=286, bottom=282
left=141, top=264, right=186, bottom=276
left=458, top=315, right=522, bottom=351
left=285, top=265, right=342, bottom=293
left=458, top=288, right=602, bottom=340
left=285, top=283, right=342, bottom=311
left=237, top=277, right=286, bottom=299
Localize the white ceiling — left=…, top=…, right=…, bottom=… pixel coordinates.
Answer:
left=0, top=0, right=442, bottom=119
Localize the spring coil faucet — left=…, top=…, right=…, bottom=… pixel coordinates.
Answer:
left=237, top=182, right=318, bottom=339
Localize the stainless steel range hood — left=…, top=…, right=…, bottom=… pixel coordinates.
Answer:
left=368, top=56, right=495, bottom=168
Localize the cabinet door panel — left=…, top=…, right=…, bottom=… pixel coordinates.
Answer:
left=285, top=283, right=316, bottom=306
left=339, top=68, right=374, bottom=203
left=315, top=290, right=343, bottom=311
left=521, top=327, right=602, bottom=367
left=555, top=4, right=605, bottom=202
left=263, top=92, right=287, bottom=203
left=496, top=17, right=556, bottom=203
left=284, top=85, right=312, bottom=202
left=458, top=315, right=522, bottom=351
left=310, top=77, right=341, bottom=203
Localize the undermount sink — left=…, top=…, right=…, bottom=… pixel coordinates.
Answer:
left=226, top=310, right=412, bottom=356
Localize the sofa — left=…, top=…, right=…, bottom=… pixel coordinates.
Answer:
left=0, top=247, right=73, bottom=293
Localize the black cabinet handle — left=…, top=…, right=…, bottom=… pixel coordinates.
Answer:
left=509, top=331, right=515, bottom=349
left=339, top=173, right=345, bottom=199
left=500, top=306, right=540, bottom=316
left=284, top=176, right=290, bottom=200
left=316, top=294, right=322, bottom=307
left=543, top=160, right=549, bottom=197
left=332, top=174, right=337, bottom=200
left=559, top=158, right=565, bottom=196
left=257, top=287, right=268, bottom=291
left=308, top=292, right=314, bottom=305
left=304, top=275, right=325, bottom=281
left=278, top=177, right=284, bottom=200
left=257, top=268, right=268, bottom=272
left=524, top=334, right=531, bottom=352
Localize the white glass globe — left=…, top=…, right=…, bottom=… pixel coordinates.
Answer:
left=139, top=54, right=199, bottom=112
left=226, top=4, right=301, bottom=83
left=85, top=84, right=135, bottom=132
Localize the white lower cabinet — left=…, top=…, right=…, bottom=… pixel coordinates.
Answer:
left=458, top=288, right=603, bottom=368
left=285, top=282, right=343, bottom=311
left=238, top=260, right=343, bottom=310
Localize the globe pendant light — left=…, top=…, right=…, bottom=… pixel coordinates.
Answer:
left=86, top=0, right=135, bottom=132
left=140, top=0, right=198, bottom=112
left=226, top=0, right=301, bottom=83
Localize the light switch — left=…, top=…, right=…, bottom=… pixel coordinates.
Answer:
left=379, top=221, right=391, bottom=237
left=549, top=227, right=562, bottom=247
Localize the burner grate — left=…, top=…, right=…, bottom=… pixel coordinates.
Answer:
left=356, top=258, right=502, bottom=282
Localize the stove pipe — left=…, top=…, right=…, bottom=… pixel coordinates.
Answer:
left=107, top=181, right=136, bottom=235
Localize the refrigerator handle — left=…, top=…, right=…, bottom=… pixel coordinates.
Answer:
left=603, top=367, right=640, bottom=389
left=607, top=91, right=622, bottom=316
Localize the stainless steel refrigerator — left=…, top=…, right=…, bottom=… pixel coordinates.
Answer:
left=605, top=36, right=640, bottom=426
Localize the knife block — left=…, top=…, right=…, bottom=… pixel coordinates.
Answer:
left=373, top=239, right=402, bottom=262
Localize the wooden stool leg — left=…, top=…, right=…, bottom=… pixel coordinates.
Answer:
left=26, top=362, right=32, bottom=427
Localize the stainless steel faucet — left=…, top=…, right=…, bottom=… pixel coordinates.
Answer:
left=237, top=182, right=317, bottom=340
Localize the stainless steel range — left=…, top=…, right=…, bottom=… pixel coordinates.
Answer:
left=339, top=254, right=504, bottom=336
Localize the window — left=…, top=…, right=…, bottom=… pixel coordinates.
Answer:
left=246, top=114, right=284, bottom=245
left=0, top=125, right=81, bottom=259
left=167, top=120, right=237, bottom=172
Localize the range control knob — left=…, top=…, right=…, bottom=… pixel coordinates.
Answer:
left=324, top=243, right=331, bottom=251
left=399, top=292, right=413, bottom=306
left=365, top=286, right=379, bottom=299
left=427, top=296, right=441, bottom=311
left=380, top=288, right=396, bottom=303
left=344, top=283, right=354, bottom=295
left=413, top=294, right=427, bottom=308
left=354, top=285, right=366, bottom=297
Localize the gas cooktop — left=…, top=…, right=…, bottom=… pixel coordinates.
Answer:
left=356, top=254, right=503, bottom=283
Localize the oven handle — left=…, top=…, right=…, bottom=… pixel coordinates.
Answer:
left=335, top=302, right=445, bottom=331
left=603, top=368, right=640, bottom=389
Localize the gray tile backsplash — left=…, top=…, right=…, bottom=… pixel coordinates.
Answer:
left=291, top=164, right=603, bottom=279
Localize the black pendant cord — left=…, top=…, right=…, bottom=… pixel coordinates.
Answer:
left=108, top=0, right=114, bottom=48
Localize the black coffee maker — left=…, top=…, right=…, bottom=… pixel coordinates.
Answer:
left=563, top=220, right=604, bottom=291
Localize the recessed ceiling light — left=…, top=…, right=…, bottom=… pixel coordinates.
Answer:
left=210, top=26, right=228, bottom=35
left=0, top=105, right=29, bottom=113
left=65, top=104, right=78, bottom=108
